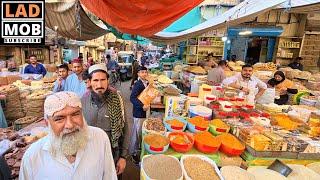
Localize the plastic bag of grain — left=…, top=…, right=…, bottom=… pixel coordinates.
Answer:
left=221, top=166, right=255, bottom=180
left=287, top=164, right=320, bottom=180
left=181, top=155, right=223, bottom=180
left=307, top=162, right=320, bottom=175
left=247, top=167, right=287, bottom=180
left=138, top=85, right=160, bottom=106
left=141, top=154, right=183, bottom=180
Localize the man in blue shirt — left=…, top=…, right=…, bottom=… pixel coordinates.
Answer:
left=64, top=59, right=87, bottom=97
left=53, top=64, right=69, bottom=92
left=24, top=55, right=47, bottom=77
left=129, top=66, right=149, bottom=161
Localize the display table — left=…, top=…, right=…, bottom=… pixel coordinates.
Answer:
left=140, top=143, right=221, bottom=165
left=242, top=151, right=320, bottom=166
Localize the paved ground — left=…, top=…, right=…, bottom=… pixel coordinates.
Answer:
left=115, top=80, right=140, bottom=180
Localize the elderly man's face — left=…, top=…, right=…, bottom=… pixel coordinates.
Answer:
left=48, top=106, right=84, bottom=137
left=90, top=71, right=108, bottom=95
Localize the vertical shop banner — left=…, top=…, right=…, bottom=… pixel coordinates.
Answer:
left=0, top=0, right=44, bottom=45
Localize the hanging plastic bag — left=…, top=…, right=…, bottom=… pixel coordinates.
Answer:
left=138, top=84, right=160, bottom=106
left=256, top=88, right=275, bottom=104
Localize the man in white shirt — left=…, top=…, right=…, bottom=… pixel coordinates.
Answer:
left=222, top=64, right=267, bottom=105
left=19, top=91, right=117, bottom=180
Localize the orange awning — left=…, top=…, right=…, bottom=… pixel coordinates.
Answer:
left=80, top=0, right=204, bottom=37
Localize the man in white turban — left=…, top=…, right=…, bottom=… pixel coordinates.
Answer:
left=19, top=91, right=117, bottom=180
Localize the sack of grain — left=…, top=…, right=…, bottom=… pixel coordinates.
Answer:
left=181, top=155, right=223, bottom=180
left=221, top=166, right=255, bottom=180
left=14, top=116, right=39, bottom=131
left=141, top=155, right=183, bottom=180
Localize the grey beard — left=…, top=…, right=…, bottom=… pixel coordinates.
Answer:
left=49, top=125, right=89, bottom=157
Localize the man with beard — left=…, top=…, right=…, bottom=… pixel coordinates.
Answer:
left=223, top=64, right=267, bottom=105
left=81, top=64, right=129, bottom=178
left=53, top=64, right=69, bottom=92
left=24, top=55, right=47, bottom=77
left=19, top=91, right=117, bottom=180
left=64, top=59, right=87, bottom=97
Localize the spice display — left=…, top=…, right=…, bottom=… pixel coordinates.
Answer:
left=218, top=133, right=245, bottom=156
left=143, top=155, right=182, bottom=180
left=221, top=166, right=255, bottom=180
left=210, top=119, right=229, bottom=129
left=144, top=133, right=169, bottom=148
left=169, top=133, right=191, bottom=145
left=194, top=131, right=221, bottom=147
left=183, top=156, right=219, bottom=180
left=166, top=119, right=185, bottom=128
left=145, top=118, right=166, bottom=132
left=272, top=114, right=301, bottom=130
left=188, top=116, right=209, bottom=128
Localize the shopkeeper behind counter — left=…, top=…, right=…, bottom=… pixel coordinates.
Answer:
left=223, top=64, right=267, bottom=105
left=268, top=71, right=298, bottom=105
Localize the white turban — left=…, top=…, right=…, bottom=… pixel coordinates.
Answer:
left=44, top=91, right=82, bottom=119
left=88, top=63, right=108, bottom=74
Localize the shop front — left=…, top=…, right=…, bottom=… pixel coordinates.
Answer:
left=224, top=27, right=283, bottom=64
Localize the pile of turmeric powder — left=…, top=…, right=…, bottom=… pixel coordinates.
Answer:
left=194, top=131, right=221, bottom=147
left=188, top=116, right=209, bottom=129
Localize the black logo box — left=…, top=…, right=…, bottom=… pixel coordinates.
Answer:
left=2, top=1, right=43, bottom=19
left=1, top=21, right=43, bottom=37
left=0, top=1, right=44, bottom=45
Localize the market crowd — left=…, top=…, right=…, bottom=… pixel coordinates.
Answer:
left=0, top=52, right=305, bottom=179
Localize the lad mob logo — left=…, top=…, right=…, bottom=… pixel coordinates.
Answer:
left=0, top=0, right=44, bottom=45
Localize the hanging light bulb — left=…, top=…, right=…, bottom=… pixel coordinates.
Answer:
left=222, top=36, right=228, bottom=42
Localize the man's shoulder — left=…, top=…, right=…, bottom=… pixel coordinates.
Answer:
left=23, top=136, right=48, bottom=160
left=88, top=126, right=109, bottom=142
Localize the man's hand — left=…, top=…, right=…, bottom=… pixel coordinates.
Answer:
left=116, top=158, right=126, bottom=175
left=143, top=105, right=150, bottom=111
left=242, top=87, right=250, bottom=95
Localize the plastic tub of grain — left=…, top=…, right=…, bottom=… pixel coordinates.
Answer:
left=221, top=166, right=255, bottom=180
left=141, top=154, right=183, bottom=180
left=181, top=155, right=224, bottom=180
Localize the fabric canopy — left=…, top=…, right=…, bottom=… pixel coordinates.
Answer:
left=149, top=0, right=287, bottom=43
left=163, top=7, right=201, bottom=32
left=80, top=0, right=204, bottom=37
left=45, top=1, right=108, bottom=41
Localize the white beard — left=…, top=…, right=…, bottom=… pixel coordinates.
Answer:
left=48, top=121, right=89, bottom=157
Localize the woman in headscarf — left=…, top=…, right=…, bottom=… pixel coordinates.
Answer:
left=268, top=71, right=297, bottom=105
